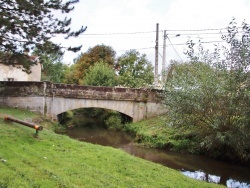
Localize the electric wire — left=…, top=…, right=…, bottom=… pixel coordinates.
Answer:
left=164, top=27, right=241, bottom=32
left=60, top=26, right=236, bottom=60
left=117, top=47, right=155, bottom=52
left=80, top=31, right=156, bottom=35
left=78, top=26, right=238, bottom=36
left=166, top=36, right=183, bottom=61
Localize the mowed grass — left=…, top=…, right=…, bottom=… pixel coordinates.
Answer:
left=0, top=108, right=223, bottom=187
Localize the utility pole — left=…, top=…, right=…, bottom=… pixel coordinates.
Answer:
left=162, top=30, right=167, bottom=83
left=154, top=23, right=159, bottom=87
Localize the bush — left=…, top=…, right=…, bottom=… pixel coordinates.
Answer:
left=104, top=114, right=123, bottom=131
left=163, top=19, right=250, bottom=163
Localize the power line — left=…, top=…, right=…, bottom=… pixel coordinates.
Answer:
left=167, top=36, right=183, bottom=61
left=114, top=39, right=226, bottom=52
left=164, top=27, right=242, bottom=32
left=167, top=31, right=244, bottom=36
left=168, top=32, right=223, bottom=36
left=77, top=26, right=240, bottom=36
left=80, top=31, right=155, bottom=36
left=173, top=40, right=226, bottom=46
left=158, top=52, right=164, bottom=59
left=117, top=47, right=155, bottom=52
left=156, top=40, right=226, bottom=47
left=77, top=36, right=154, bottom=39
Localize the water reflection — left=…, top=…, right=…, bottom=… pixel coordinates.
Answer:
left=121, top=145, right=250, bottom=187
left=227, top=179, right=250, bottom=188
left=182, top=171, right=250, bottom=187
left=182, top=171, right=220, bottom=183
left=65, top=127, right=250, bottom=187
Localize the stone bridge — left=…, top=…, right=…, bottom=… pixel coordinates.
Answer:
left=0, top=81, right=166, bottom=122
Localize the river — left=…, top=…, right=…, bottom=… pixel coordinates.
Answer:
left=65, top=126, right=250, bottom=188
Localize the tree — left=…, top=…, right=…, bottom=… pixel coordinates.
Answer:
left=64, top=44, right=116, bottom=84
left=0, top=0, right=87, bottom=71
left=75, top=44, right=116, bottom=66
left=34, top=50, right=68, bottom=83
left=117, top=50, right=154, bottom=88
left=163, top=19, right=250, bottom=163
left=75, top=60, right=119, bottom=128
left=83, top=61, right=117, bottom=87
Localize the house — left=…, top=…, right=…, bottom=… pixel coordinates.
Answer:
left=0, top=55, right=42, bottom=81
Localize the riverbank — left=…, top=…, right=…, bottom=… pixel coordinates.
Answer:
left=124, top=115, right=198, bottom=153
left=0, top=107, right=222, bottom=187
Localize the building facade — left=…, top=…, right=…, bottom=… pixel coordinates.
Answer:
left=0, top=56, right=41, bottom=81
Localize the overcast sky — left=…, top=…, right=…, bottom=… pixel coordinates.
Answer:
left=53, top=0, right=250, bottom=71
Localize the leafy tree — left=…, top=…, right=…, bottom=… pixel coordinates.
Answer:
left=75, top=44, right=116, bottom=66
left=117, top=50, right=154, bottom=88
left=62, top=64, right=78, bottom=84
left=72, top=60, right=119, bottom=129
left=83, top=61, right=118, bottom=86
left=0, top=0, right=86, bottom=71
left=35, top=51, right=68, bottom=83
left=163, top=19, right=250, bottom=163
left=65, top=44, right=116, bottom=84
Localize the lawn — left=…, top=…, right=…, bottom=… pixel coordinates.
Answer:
left=0, top=107, right=223, bottom=187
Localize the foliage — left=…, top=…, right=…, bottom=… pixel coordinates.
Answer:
left=59, top=110, right=74, bottom=125
left=75, top=44, right=116, bottom=66
left=0, top=108, right=221, bottom=187
left=0, top=0, right=86, bottom=71
left=62, top=63, right=78, bottom=84
left=83, top=61, right=118, bottom=86
left=33, top=49, right=69, bottom=83
left=65, top=44, right=116, bottom=84
left=163, top=19, right=250, bottom=163
left=104, top=113, right=123, bottom=131
left=117, top=49, right=154, bottom=88
left=124, top=116, right=198, bottom=151
left=74, top=108, right=108, bottom=127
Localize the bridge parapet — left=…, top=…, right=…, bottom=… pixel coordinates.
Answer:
left=0, top=81, right=163, bottom=103
left=0, top=81, right=46, bottom=97
left=50, top=83, right=163, bottom=102
left=0, top=81, right=166, bottom=122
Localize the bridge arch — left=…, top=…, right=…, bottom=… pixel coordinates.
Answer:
left=49, top=97, right=137, bottom=121
left=0, top=81, right=167, bottom=122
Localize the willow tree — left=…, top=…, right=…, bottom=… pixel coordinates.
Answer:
left=164, top=19, right=250, bottom=163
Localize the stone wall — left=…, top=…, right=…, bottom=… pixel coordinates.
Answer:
left=49, top=83, right=163, bottom=102
left=0, top=82, right=46, bottom=115
left=0, top=81, right=46, bottom=96
left=0, top=82, right=163, bottom=102
left=0, top=81, right=166, bottom=122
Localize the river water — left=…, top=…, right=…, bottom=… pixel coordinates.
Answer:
left=65, top=126, right=250, bottom=187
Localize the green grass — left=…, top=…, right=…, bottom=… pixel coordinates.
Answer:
left=124, top=116, right=198, bottom=152
left=0, top=107, right=223, bottom=187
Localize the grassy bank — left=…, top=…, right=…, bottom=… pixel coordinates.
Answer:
left=0, top=107, right=223, bottom=187
left=124, top=116, right=198, bottom=153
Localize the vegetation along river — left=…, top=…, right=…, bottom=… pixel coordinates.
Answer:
left=64, top=125, right=250, bottom=188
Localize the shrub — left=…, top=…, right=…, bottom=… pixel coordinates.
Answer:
left=163, top=19, right=250, bottom=163
left=104, top=114, right=123, bottom=131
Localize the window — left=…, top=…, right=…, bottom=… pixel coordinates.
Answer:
left=7, top=78, right=14, bottom=81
